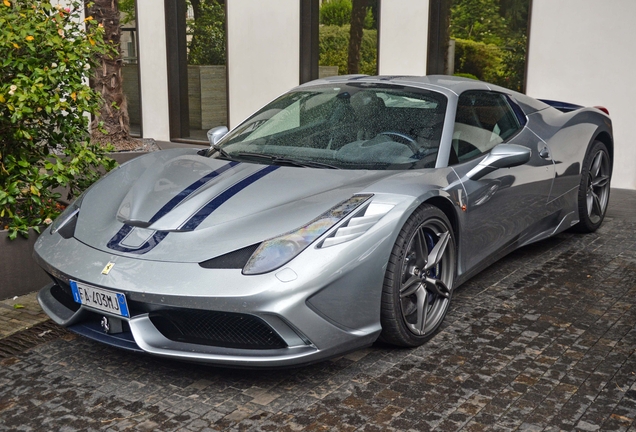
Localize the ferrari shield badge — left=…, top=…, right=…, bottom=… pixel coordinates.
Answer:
left=101, top=262, right=115, bottom=275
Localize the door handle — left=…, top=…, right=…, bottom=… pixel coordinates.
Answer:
left=539, top=146, right=550, bottom=159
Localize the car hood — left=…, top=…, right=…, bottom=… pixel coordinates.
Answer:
left=73, top=149, right=400, bottom=263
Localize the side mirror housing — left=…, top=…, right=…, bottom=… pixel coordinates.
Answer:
left=466, top=144, right=532, bottom=181
left=207, top=126, right=229, bottom=146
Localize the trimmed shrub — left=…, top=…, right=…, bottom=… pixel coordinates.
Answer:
left=453, top=38, right=503, bottom=83
left=453, top=72, right=479, bottom=80
left=0, top=0, right=116, bottom=239
left=320, top=0, right=374, bottom=29
left=319, top=25, right=377, bottom=75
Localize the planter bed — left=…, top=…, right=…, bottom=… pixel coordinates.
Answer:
left=0, top=228, right=50, bottom=300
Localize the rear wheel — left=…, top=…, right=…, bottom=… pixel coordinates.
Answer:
left=572, top=140, right=611, bottom=233
left=380, top=205, right=456, bottom=347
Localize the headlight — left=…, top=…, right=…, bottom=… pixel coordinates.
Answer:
left=243, top=195, right=372, bottom=275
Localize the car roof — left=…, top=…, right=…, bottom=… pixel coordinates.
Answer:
left=299, top=74, right=487, bottom=95
left=297, top=74, right=550, bottom=114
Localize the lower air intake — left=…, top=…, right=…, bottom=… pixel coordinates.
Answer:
left=50, top=280, right=81, bottom=312
left=149, top=309, right=287, bottom=350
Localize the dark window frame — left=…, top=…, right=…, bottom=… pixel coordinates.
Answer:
left=300, top=0, right=382, bottom=83
left=426, top=0, right=450, bottom=75
left=164, top=0, right=230, bottom=144
left=300, top=0, right=319, bottom=84
left=128, top=0, right=144, bottom=137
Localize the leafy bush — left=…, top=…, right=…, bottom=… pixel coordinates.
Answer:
left=319, top=25, right=377, bottom=75
left=450, top=0, right=507, bottom=45
left=320, top=0, right=374, bottom=29
left=188, top=0, right=226, bottom=65
left=453, top=72, right=478, bottom=80
left=496, top=34, right=527, bottom=92
left=0, top=0, right=116, bottom=239
left=453, top=38, right=503, bottom=83
left=118, top=0, right=135, bottom=24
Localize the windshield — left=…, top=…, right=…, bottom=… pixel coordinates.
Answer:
left=215, top=83, right=447, bottom=170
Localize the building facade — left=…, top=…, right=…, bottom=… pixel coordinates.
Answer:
left=129, top=0, right=635, bottom=190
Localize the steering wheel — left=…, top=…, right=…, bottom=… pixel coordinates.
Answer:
left=377, top=131, right=419, bottom=154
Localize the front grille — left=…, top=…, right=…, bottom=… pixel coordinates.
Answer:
left=149, top=309, right=287, bottom=350
left=50, top=281, right=81, bottom=312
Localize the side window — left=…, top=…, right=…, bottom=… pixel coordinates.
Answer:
left=451, top=91, right=522, bottom=164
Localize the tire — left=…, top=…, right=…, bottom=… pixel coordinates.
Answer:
left=572, top=140, right=611, bottom=233
left=380, top=204, right=456, bottom=347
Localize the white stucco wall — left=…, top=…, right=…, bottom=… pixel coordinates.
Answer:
left=227, top=0, right=300, bottom=128
left=136, top=0, right=171, bottom=141
left=378, top=0, right=429, bottom=76
left=526, top=0, right=636, bottom=190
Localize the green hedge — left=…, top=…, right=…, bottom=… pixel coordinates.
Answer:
left=320, top=0, right=374, bottom=29
left=453, top=38, right=503, bottom=83
left=319, top=25, right=377, bottom=75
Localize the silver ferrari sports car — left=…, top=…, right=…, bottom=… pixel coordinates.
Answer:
left=35, top=75, right=613, bottom=367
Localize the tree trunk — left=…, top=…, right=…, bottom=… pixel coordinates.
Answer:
left=189, top=0, right=202, bottom=57
left=86, top=0, right=130, bottom=145
left=347, top=0, right=367, bottom=74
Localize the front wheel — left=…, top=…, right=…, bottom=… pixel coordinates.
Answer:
left=572, top=140, right=611, bottom=233
left=380, top=205, right=456, bottom=347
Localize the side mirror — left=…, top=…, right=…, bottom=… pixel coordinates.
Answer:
left=466, top=144, right=531, bottom=181
left=207, top=126, right=229, bottom=146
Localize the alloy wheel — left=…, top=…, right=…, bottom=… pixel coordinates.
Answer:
left=586, top=149, right=610, bottom=224
left=399, top=218, right=453, bottom=336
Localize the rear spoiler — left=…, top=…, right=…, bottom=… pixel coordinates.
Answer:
left=539, top=99, right=610, bottom=116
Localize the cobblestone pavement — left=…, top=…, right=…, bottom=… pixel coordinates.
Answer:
left=0, top=293, right=49, bottom=339
left=1, top=189, right=635, bottom=431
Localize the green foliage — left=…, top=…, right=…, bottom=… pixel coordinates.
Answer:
left=450, top=0, right=507, bottom=45
left=118, top=0, right=135, bottom=25
left=450, top=0, right=529, bottom=90
left=453, top=38, right=503, bottom=83
left=188, top=0, right=226, bottom=65
left=319, top=25, right=377, bottom=75
left=0, top=0, right=116, bottom=239
left=453, top=72, right=478, bottom=80
left=495, top=33, right=527, bottom=92
left=320, top=0, right=374, bottom=29
left=498, top=0, right=529, bottom=35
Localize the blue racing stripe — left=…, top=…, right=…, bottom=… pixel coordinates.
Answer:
left=106, top=224, right=169, bottom=255
left=148, top=161, right=239, bottom=224
left=106, top=163, right=280, bottom=254
left=180, top=165, right=280, bottom=231
left=107, top=161, right=239, bottom=254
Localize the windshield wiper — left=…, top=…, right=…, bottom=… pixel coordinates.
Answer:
left=232, top=152, right=339, bottom=169
left=201, top=143, right=233, bottom=160
left=211, top=144, right=233, bottom=159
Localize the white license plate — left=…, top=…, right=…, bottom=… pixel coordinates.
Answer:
left=69, top=280, right=130, bottom=318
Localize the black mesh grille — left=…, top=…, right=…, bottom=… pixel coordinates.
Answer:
left=149, top=309, right=287, bottom=350
left=199, top=243, right=260, bottom=269
left=50, top=281, right=81, bottom=312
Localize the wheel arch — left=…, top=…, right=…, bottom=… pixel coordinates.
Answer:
left=422, top=195, right=460, bottom=252
left=594, top=130, right=614, bottom=165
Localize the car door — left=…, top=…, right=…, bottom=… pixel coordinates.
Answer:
left=448, top=91, right=555, bottom=273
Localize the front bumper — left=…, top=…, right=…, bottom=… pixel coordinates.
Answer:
left=38, top=282, right=335, bottom=366
left=33, top=216, right=404, bottom=366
